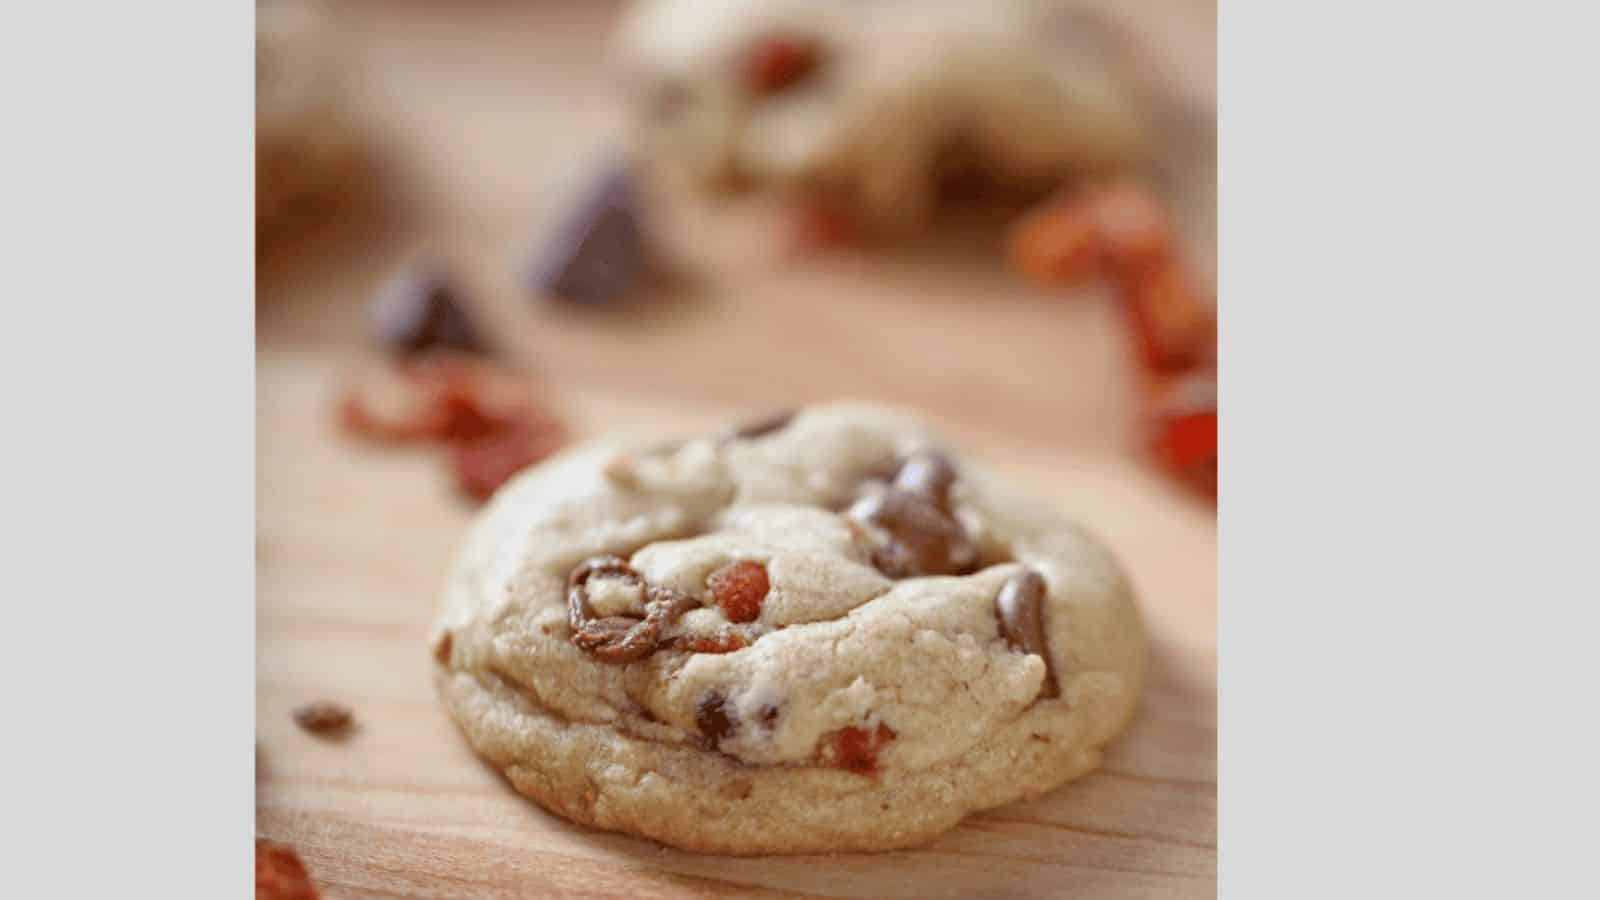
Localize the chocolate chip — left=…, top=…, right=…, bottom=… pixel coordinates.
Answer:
left=368, top=262, right=485, bottom=357
left=729, top=408, right=796, bottom=441
left=893, top=449, right=957, bottom=510
left=846, top=487, right=977, bottom=578
left=566, top=556, right=699, bottom=663
left=759, top=703, right=781, bottom=729
left=696, top=692, right=736, bottom=748
left=529, top=163, right=647, bottom=306
left=292, top=701, right=353, bottom=735
left=994, top=571, right=1060, bottom=699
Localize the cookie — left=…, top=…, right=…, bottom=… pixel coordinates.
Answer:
left=617, top=0, right=1150, bottom=235
left=257, top=0, right=362, bottom=236
left=432, top=403, right=1146, bottom=854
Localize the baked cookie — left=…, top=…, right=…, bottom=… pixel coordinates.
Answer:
left=433, top=403, right=1146, bottom=854
left=617, top=0, right=1150, bottom=235
left=257, top=0, right=362, bottom=237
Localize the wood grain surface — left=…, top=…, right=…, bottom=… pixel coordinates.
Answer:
left=257, top=2, right=1217, bottom=896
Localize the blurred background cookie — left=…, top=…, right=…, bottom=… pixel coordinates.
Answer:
left=618, top=0, right=1154, bottom=237
left=256, top=0, right=366, bottom=247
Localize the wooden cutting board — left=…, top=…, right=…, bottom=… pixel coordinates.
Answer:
left=257, top=2, right=1215, bottom=896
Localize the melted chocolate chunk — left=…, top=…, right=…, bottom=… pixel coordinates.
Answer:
left=994, top=570, right=1061, bottom=699
left=566, top=556, right=698, bottom=663
left=845, top=459, right=978, bottom=579
left=696, top=692, right=736, bottom=748
left=368, top=262, right=485, bottom=357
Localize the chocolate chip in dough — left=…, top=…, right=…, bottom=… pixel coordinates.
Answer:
left=994, top=571, right=1061, bottom=699
left=529, top=162, right=647, bottom=306
left=893, top=449, right=958, bottom=510
left=696, top=692, right=736, bottom=748
left=846, top=486, right=977, bottom=578
left=368, top=262, right=486, bottom=357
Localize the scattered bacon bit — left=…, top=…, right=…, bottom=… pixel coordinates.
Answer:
left=789, top=198, right=863, bottom=254
left=448, top=416, right=567, bottom=503
left=1148, top=368, right=1217, bottom=501
left=707, top=561, right=770, bottom=623
left=1086, top=181, right=1174, bottom=273
left=1008, top=194, right=1102, bottom=287
left=338, top=353, right=569, bottom=504
left=256, top=839, right=320, bottom=900
left=745, top=35, right=819, bottom=95
left=1118, top=256, right=1216, bottom=374
left=818, top=723, right=897, bottom=776
left=681, top=632, right=749, bottom=654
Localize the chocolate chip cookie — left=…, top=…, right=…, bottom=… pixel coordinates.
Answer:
left=432, top=404, right=1146, bottom=854
left=618, top=0, right=1150, bottom=234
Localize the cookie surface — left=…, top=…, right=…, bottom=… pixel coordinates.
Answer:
left=433, top=403, right=1145, bottom=854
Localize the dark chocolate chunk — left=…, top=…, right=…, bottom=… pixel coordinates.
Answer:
left=530, top=163, right=647, bottom=306
left=846, top=487, right=978, bottom=578
left=696, top=692, right=736, bottom=748
left=368, top=262, right=485, bottom=357
left=994, top=570, right=1061, bottom=699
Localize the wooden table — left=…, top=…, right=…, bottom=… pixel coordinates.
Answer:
left=257, top=2, right=1216, bottom=896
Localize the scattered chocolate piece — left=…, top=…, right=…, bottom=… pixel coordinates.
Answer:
left=696, top=692, right=736, bottom=748
left=338, top=355, right=569, bottom=503
left=530, top=163, right=647, bottom=306
left=994, top=571, right=1061, bottom=699
left=292, top=701, right=353, bottom=735
left=817, top=723, right=896, bottom=776
left=567, top=556, right=700, bottom=663
left=368, top=262, right=485, bottom=357
left=728, top=408, right=796, bottom=441
left=257, top=838, right=320, bottom=900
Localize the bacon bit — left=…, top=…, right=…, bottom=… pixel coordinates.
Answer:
left=818, top=723, right=897, bottom=776
left=682, top=632, right=749, bottom=654
left=256, top=839, right=320, bottom=900
left=1148, top=368, right=1217, bottom=501
left=1086, top=181, right=1174, bottom=274
left=338, top=354, right=570, bottom=504
left=1118, top=257, right=1215, bottom=374
left=789, top=198, right=863, bottom=254
left=448, top=416, right=567, bottom=503
left=1008, top=194, right=1102, bottom=287
left=745, top=36, right=820, bottom=95
left=707, top=561, right=770, bottom=623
